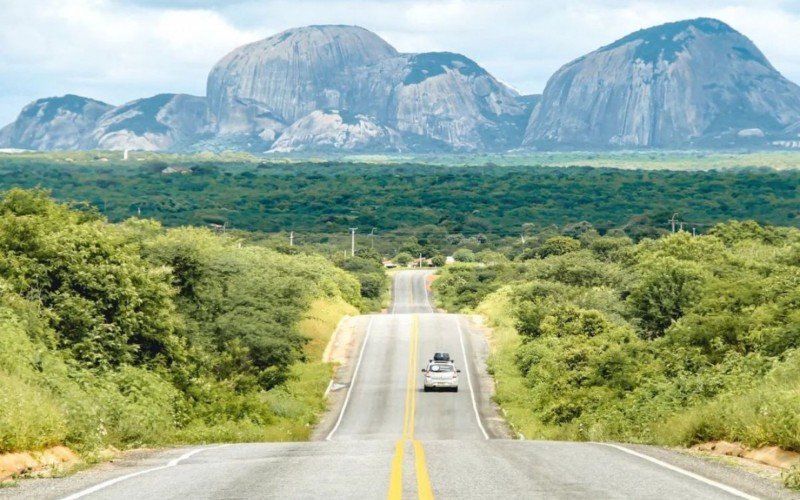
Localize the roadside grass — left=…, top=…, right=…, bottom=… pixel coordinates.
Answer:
left=1, top=296, right=357, bottom=464
left=474, top=287, right=551, bottom=439
left=472, top=287, right=800, bottom=489
left=784, top=463, right=800, bottom=490
left=652, top=350, right=800, bottom=451
left=171, top=297, right=357, bottom=444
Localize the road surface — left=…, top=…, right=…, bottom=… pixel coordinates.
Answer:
left=4, top=270, right=794, bottom=499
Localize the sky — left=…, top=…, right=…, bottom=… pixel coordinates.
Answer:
left=2, top=0, right=800, bottom=125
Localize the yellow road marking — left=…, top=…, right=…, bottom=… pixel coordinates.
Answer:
left=387, top=315, right=434, bottom=499
left=388, top=440, right=404, bottom=500
left=413, top=440, right=434, bottom=500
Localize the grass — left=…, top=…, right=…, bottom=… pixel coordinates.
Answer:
left=169, top=297, right=358, bottom=444
left=0, top=296, right=358, bottom=457
left=784, top=463, right=800, bottom=490
left=652, top=350, right=800, bottom=451
left=473, top=287, right=549, bottom=439
left=472, top=286, right=800, bottom=489
left=7, top=149, right=800, bottom=171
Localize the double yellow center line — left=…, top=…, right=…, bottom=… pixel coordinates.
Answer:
left=387, top=315, right=434, bottom=500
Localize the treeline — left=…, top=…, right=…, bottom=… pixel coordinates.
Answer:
left=433, top=221, right=800, bottom=485
left=0, top=189, right=370, bottom=455
left=2, top=158, right=800, bottom=255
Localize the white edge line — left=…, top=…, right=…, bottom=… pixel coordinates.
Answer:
left=421, top=271, right=434, bottom=313
left=326, top=316, right=374, bottom=441
left=390, top=273, right=399, bottom=314
left=60, top=446, right=222, bottom=500
left=455, top=316, right=489, bottom=440
left=598, top=444, right=760, bottom=500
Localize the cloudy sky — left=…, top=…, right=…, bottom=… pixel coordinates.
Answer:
left=2, top=0, right=800, bottom=124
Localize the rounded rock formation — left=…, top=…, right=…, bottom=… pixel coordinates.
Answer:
left=207, top=25, right=398, bottom=135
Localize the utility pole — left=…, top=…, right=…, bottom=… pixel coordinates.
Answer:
left=679, top=221, right=685, bottom=232
left=668, top=213, right=679, bottom=233
left=520, top=234, right=526, bottom=245
left=289, top=231, right=294, bottom=247
left=369, top=228, right=376, bottom=249
left=692, top=227, right=697, bottom=237
left=349, top=228, right=358, bottom=257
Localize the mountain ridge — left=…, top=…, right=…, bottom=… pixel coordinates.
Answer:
left=3, top=19, right=800, bottom=153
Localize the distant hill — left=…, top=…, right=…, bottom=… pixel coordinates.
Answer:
left=524, top=18, right=800, bottom=149
left=2, top=20, right=800, bottom=152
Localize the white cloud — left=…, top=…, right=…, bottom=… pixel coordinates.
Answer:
left=0, top=0, right=261, bottom=122
left=1, top=0, right=800, bottom=125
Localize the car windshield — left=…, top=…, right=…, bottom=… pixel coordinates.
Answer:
left=429, top=364, right=454, bottom=372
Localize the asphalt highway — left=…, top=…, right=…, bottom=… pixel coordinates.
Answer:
left=5, top=270, right=793, bottom=499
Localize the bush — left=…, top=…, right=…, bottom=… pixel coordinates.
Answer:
left=784, top=463, right=800, bottom=490
left=627, top=257, right=705, bottom=339
left=453, top=248, right=476, bottom=262
left=0, top=190, right=362, bottom=454
left=437, top=220, right=800, bottom=450
left=394, top=252, right=413, bottom=265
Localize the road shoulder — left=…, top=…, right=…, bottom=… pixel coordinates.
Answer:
left=613, top=444, right=800, bottom=499
left=311, top=315, right=372, bottom=441
left=0, top=447, right=199, bottom=500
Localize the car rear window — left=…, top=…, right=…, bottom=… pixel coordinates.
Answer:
left=429, top=364, right=453, bottom=372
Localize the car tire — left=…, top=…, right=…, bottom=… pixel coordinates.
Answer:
left=424, top=386, right=430, bottom=392
left=453, top=387, right=459, bottom=392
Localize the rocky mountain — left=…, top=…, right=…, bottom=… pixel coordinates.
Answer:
left=524, top=18, right=800, bottom=149
left=206, top=25, right=531, bottom=151
left=0, top=95, right=112, bottom=150
left=88, top=94, right=209, bottom=151
left=380, top=52, right=529, bottom=150
left=207, top=25, right=397, bottom=134
left=269, top=109, right=402, bottom=153
left=4, top=20, right=800, bottom=152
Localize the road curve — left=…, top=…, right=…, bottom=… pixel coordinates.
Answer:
left=4, top=270, right=793, bottom=499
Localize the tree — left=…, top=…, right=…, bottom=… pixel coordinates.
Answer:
left=0, top=189, right=181, bottom=369
left=394, top=252, right=413, bottom=266
left=453, top=248, right=476, bottom=262
left=537, top=236, right=581, bottom=258
left=628, top=257, right=705, bottom=339
left=430, top=255, right=446, bottom=267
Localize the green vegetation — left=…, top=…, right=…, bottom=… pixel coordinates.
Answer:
left=434, top=222, right=800, bottom=486
left=0, top=189, right=361, bottom=455
left=2, top=156, right=800, bottom=257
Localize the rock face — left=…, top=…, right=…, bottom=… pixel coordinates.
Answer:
left=207, top=25, right=397, bottom=135
left=5, top=20, right=800, bottom=152
left=269, top=109, right=402, bottom=153
left=524, top=18, right=800, bottom=149
left=387, top=52, right=529, bottom=150
left=206, top=25, right=530, bottom=151
left=88, top=94, right=209, bottom=151
left=0, top=95, right=112, bottom=150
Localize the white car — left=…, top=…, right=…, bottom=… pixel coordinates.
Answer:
left=422, top=362, right=460, bottom=392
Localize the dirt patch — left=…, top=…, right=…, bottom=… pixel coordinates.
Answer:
left=693, top=441, right=800, bottom=470
left=425, top=273, right=438, bottom=291
left=322, top=315, right=358, bottom=365
left=0, top=446, right=80, bottom=482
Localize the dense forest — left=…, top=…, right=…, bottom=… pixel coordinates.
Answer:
left=0, top=189, right=384, bottom=456
left=1, top=158, right=800, bottom=257
left=433, top=221, right=800, bottom=488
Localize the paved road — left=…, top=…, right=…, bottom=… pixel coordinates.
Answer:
left=6, top=270, right=794, bottom=499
